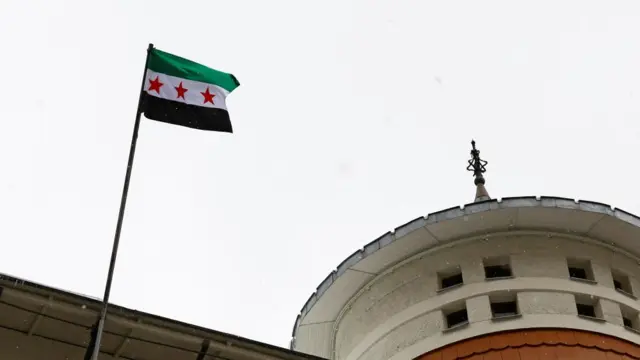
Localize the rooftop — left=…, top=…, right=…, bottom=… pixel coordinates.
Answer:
left=0, top=272, right=326, bottom=360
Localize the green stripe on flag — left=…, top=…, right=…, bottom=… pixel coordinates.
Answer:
left=148, top=48, right=240, bottom=93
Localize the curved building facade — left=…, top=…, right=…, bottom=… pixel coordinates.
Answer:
left=291, top=151, right=640, bottom=360
left=291, top=144, right=640, bottom=359
left=291, top=197, right=640, bottom=360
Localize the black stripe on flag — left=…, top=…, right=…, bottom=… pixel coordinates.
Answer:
left=141, top=94, right=233, bottom=133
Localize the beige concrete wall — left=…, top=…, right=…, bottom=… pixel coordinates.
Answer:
left=324, top=234, right=640, bottom=360
left=294, top=321, right=335, bottom=359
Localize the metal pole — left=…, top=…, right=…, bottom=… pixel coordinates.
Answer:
left=89, top=43, right=154, bottom=360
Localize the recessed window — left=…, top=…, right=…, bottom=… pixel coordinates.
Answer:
left=576, top=303, right=596, bottom=317
left=490, top=292, right=519, bottom=320
left=621, top=305, right=639, bottom=331
left=612, top=270, right=634, bottom=296
left=567, top=258, right=595, bottom=282
left=441, top=273, right=463, bottom=288
left=484, top=256, right=513, bottom=279
left=437, top=266, right=463, bottom=291
left=575, top=295, right=603, bottom=320
left=444, top=306, right=469, bottom=329
left=492, top=301, right=518, bottom=317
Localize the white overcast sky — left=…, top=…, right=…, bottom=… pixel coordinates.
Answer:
left=1, top=0, right=640, bottom=348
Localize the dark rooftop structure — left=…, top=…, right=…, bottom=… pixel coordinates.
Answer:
left=0, top=272, right=327, bottom=360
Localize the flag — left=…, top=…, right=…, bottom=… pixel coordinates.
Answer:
left=141, top=48, right=240, bottom=133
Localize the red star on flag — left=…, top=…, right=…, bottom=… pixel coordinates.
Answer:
left=148, top=76, right=164, bottom=93
left=175, top=82, right=188, bottom=99
left=201, top=87, right=215, bottom=104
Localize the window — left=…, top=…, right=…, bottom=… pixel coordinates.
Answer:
left=437, top=266, right=463, bottom=291
left=576, top=303, right=596, bottom=317
left=490, top=292, right=519, bottom=320
left=491, top=296, right=518, bottom=318
left=441, top=273, right=463, bottom=289
left=444, top=307, right=469, bottom=329
left=484, top=256, right=513, bottom=279
left=575, top=295, right=603, bottom=320
left=612, top=270, right=633, bottom=296
left=620, top=304, right=639, bottom=331
left=492, top=301, right=518, bottom=317
left=567, top=258, right=595, bottom=282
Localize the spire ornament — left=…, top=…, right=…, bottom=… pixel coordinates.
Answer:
left=466, top=140, right=491, bottom=201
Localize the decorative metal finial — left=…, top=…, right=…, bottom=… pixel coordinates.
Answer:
left=466, top=140, right=488, bottom=186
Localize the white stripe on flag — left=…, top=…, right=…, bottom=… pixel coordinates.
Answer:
left=144, top=69, right=229, bottom=110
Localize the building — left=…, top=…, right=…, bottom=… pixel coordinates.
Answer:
left=0, top=272, right=326, bottom=360
left=291, top=141, right=640, bottom=359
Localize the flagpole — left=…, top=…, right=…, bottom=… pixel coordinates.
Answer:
left=89, top=43, right=154, bottom=360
